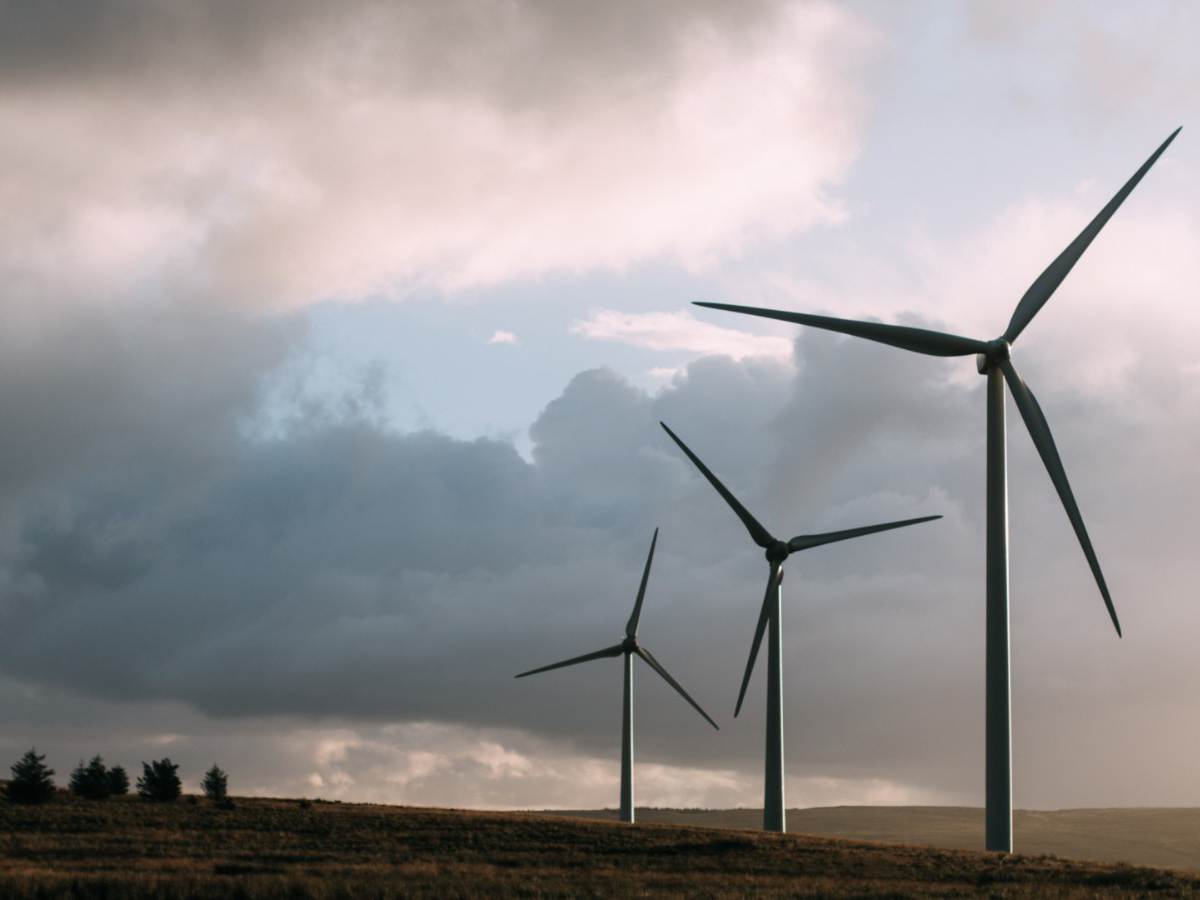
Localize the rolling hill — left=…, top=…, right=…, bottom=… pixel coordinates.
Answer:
left=3, top=793, right=1199, bottom=898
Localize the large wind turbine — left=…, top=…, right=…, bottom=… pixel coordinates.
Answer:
left=660, top=421, right=940, bottom=833
left=693, top=128, right=1179, bottom=851
left=515, top=528, right=718, bottom=823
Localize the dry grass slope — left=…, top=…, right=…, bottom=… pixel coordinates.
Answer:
left=554, top=806, right=1200, bottom=871
left=3, top=793, right=1200, bottom=898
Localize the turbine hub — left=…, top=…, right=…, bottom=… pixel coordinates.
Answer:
left=976, top=338, right=1012, bottom=374
left=622, top=636, right=639, bottom=652
left=765, top=540, right=790, bottom=565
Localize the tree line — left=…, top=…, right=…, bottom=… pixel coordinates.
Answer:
left=4, top=748, right=229, bottom=805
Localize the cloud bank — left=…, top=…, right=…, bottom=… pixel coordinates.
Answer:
left=4, top=283, right=1199, bottom=809
left=1, top=0, right=873, bottom=310
left=4, top=0, right=1200, bottom=815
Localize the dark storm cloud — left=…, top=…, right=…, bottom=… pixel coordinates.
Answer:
left=0, top=305, right=295, bottom=501
left=2, top=347, right=785, bottom=723
left=2, top=283, right=1198, bottom=805
left=0, top=295, right=970, bottom=791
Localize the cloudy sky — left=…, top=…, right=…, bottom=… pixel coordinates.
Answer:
left=2, top=0, right=1199, bottom=813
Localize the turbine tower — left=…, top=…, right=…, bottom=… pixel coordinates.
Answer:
left=660, top=421, right=940, bottom=833
left=515, top=528, right=718, bottom=823
left=692, top=128, right=1179, bottom=851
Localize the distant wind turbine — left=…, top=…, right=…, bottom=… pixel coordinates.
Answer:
left=693, top=128, right=1180, bottom=851
left=660, top=421, right=940, bottom=833
left=515, top=528, right=718, bottom=823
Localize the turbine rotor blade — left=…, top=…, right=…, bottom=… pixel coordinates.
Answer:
left=515, top=642, right=627, bottom=678
left=735, top=564, right=782, bottom=718
left=626, top=528, right=658, bottom=638
left=635, top=646, right=719, bottom=730
left=660, top=421, right=775, bottom=549
left=788, top=514, right=942, bottom=553
left=1004, top=128, right=1181, bottom=345
left=999, top=360, right=1122, bottom=636
left=694, top=303, right=989, bottom=357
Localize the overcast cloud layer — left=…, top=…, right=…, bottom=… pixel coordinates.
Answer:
left=0, top=0, right=870, bottom=308
left=3, top=1, right=1200, bottom=813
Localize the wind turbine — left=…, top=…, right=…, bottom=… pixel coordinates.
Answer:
left=693, top=128, right=1180, bottom=851
left=515, top=528, right=718, bottom=823
left=660, top=421, right=940, bottom=833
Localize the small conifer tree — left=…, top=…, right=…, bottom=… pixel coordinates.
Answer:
left=69, top=755, right=111, bottom=799
left=7, top=748, right=55, bottom=804
left=201, top=764, right=228, bottom=802
left=107, top=765, right=130, bottom=796
left=136, top=758, right=181, bottom=801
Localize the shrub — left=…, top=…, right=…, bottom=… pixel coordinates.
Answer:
left=107, top=765, right=130, bottom=796
left=136, top=758, right=181, bottom=801
left=201, top=764, right=228, bottom=802
left=69, top=756, right=112, bottom=799
left=7, top=748, right=55, bottom=804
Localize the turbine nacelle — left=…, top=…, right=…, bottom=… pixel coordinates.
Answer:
left=976, top=338, right=1012, bottom=374
left=765, top=541, right=790, bottom=566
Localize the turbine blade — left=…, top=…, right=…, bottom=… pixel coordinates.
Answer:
left=626, top=528, right=658, bottom=638
left=1004, top=128, right=1181, bottom=345
left=514, top=642, right=627, bottom=678
left=660, top=421, right=775, bottom=549
left=694, top=303, right=989, bottom=357
left=735, top=565, right=782, bottom=717
left=788, top=514, right=942, bottom=553
left=999, top=360, right=1122, bottom=636
left=635, top=646, right=719, bottom=730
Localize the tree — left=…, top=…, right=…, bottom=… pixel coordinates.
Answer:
left=136, top=758, right=181, bottom=801
left=69, top=756, right=111, bottom=799
left=201, top=764, right=228, bottom=802
left=107, top=765, right=130, bottom=796
left=7, top=748, right=55, bottom=804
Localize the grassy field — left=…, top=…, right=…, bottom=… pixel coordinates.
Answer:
left=555, top=806, right=1200, bottom=871
left=3, top=793, right=1200, bottom=898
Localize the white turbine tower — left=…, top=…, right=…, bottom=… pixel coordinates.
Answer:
left=660, top=421, right=941, bottom=833
left=516, top=528, right=718, bottom=823
left=692, top=128, right=1180, bottom=851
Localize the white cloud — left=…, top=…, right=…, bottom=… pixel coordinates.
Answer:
left=0, top=0, right=875, bottom=311
left=648, top=366, right=685, bottom=380
left=0, top=690, right=955, bottom=810
left=488, top=330, right=519, bottom=345
left=569, top=309, right=793, bottom=362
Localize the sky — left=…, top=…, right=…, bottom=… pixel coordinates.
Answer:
left=2, top=0, right=1200, bottom=812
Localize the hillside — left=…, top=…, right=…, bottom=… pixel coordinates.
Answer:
left=552, top=806, right=1200, bottom=871
left=3, top=793, right=1199, bottom=898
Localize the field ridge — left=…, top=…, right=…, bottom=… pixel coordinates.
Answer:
left=4, top=793, right=1200, bottom=897
left=545, top=804, right=1200, bottom=871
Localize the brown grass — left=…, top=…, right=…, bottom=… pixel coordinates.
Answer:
left=554, top=806, right=1200, bottom=871
left=2, top=792, right=1199, bottom=898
